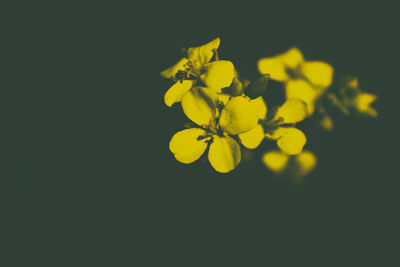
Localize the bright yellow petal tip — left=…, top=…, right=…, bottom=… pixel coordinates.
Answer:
left=164, top=80, right=194, bottom=107
left=354, top=92, right=378, bottom=117
left=250, top=96, right=268, bottom=120
left=262, top=151, right=289, bottom=174
left=201, top=60, right=235, bottom=91
left=280, top=47, right=304, bottom=69
left=273, top=127, right=307, bottom=155
left=257, top=57, right=288, bottom=82
left=274, top=99, right=308, bottom=124
left=208, top=136, right=241, bottom=173
left=187, top=37, right=221, bottom=65
left=239, top=124, right=265, bottom=149
left=169, top=128, right=208, bottom=164
left=285, top=80, right=317, bottom=115
left=301, top=61, right=334, bottom=88
left=295, top=151, right=317, bottom=176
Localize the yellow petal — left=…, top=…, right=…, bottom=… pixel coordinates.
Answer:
left=301, top=61, right=334, bottom=88
left=280, top=47, right=304, bottom=69
left=164, top=80, right=195, bottom=107
left=354, top=92, right=378, bottom=117
left=269, top=127, right=306, bottom=155
left=238, top=124, right=265, bottom=149
left=274, top=99, right=308, bottom=124
left=262, top=151, right=289, bottom=174
left=161, top=58, right=189, bottom=79
left=295, top=151, right=317, bottom=176
left=219, top=96, right=259, bottom=135
left=217, top=93, right=231, bottom=105
left=169, top=128, right=208, bottom=164
left=208, top=136, right=241, bottom=173
left=201, top=60, right=235, bottom=91
left=181, top=87, right=218, bottom=127
left=257, top=57, right=288, bottom=82
left=285, top=80, right=317, bottom=114
left=250, top=96, right=268, bottom=120
left=319, top=115, right=334, bottom=131
left=187, top=37, right=221, bottom=65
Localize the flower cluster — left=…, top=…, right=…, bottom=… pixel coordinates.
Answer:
left=161, top=38, right=378, bottom=178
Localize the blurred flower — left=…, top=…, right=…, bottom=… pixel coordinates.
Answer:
left=258, top=47, right=334, bottom=114
left=161, top=38, right=235, bottom=107
left=169, top=87, right=259, bottom=173
left=239, top=98, right=308, bottom=155
left=328, top=77, right=378, bottom=117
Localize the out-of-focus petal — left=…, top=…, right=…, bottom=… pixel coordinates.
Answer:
left=169, top=128, right=208, bottom=164
left=275, top=127, right=307, bottom=155
left=301, top=61, right=334, bottom=88
left=319, top=116, right=334, bottom=131
left=161, top=58, right=189, bottom=79
left=208, top=136, right=241, bottom=173
left=257, top=57, right=288, bottom=82
left=219, top=96, right=259, bottom=135
left=187, top=37, right=221, bottom=65
left=285, top=80, right=317, bottom=114
left=295, top=151, right=317, bottom=176
left=181, top=86, right=218, bottom=127
left=274, top=99, right=308, bottom=123
left=164, top=80, right=195, bottom=107
left=250, top=96, right=268, bottom=120
left=262, top=151, right=289, bottom=174
left=238, top=124, right=265, bottom=149
left=201, top=60, right=235, bottom=91
left=280, top=47, right=304, bottom=68
left=354, top=92, right=378, bottom=117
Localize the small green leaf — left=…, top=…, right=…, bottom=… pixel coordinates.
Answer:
left=221, top=77, right=243, bottom=96
left=245, top=74, right=270, bottom=99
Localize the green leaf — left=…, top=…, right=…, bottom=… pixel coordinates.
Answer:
left=245, top=74, right=270, bottom=99
left=221, top=77, right=243, bottom=96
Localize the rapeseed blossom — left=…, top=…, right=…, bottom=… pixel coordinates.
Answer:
left=169, top=87, right=259, bottom=173
left=258, top=47, right=334, bottom=114
left=162, top=38, right=378, bottom=179
left=161, top=38, right=235, bottom=107
left=239, top=99, right=308, bottom=155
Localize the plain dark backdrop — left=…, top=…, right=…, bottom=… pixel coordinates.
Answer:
left=3, top=2, right=399, bottom=265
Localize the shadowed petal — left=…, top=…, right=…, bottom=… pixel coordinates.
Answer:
left=164, top=80, right=195, bottom=107
left=208, top=136, right=241, bottom=173
left=181, top=86, right=218, bottom=127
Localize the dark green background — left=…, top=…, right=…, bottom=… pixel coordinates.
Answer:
left=4, top=2, right=398, bottom=265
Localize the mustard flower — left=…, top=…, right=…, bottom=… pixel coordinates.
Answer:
left=169, top=87, right=260, bottom=173
left=327, top=77, right=378, bottom=118
left=239, top=99, right=308, bottom=155
left=161, top=38, right=235, bottom=107
left=258, top=47, right=334, bottom=114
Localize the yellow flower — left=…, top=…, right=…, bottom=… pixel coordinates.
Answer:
left=330, top=76, right=378, bottom=118
left=169, top=87, right=259, bottom=173
left=262, top=150, right=317, bottom=179
left=353, top=92, right=378, bottom=117
left=161, top=38, right=235, bottom=107
left=258, top=47, right=334, bottom=114
left=239, top=98, right=308, bottom=155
